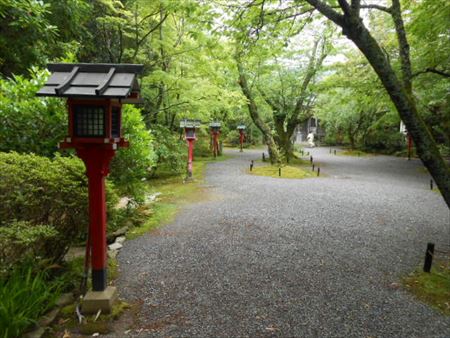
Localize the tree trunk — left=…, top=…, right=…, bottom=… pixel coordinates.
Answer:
left=237, top=60, right=280, bottom=164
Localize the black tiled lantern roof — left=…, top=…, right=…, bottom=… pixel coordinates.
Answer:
left=36, top=63, right=144, bottom=99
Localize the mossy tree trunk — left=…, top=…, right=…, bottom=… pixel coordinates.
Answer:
left=237, top=59, right=281, bottom=164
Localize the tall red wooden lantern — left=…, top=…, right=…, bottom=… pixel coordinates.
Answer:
left=181, top=119, right=201, bottom=177
left=37, top=63, right=143, bottom=297
left=237, top=125, right=246, bottom=152
left=209, top=122, right=221, bottom=158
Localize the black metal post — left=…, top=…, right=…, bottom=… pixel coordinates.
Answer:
left=423, top=242, right=435, bottom=273
left=310, top=156, right=313, bottom=163
left=312, top=163, right=315, bottom=171
left=250, top=160, right=254, bottom=171
left=262, top=153, right=265, bottom=162
left=334, top=149, right=336, bottom=155
left=317, top=167, right=320, bottom=176
left=430, top=180, right=433, bottom=190
left=279, top=167, right=281, bottom=177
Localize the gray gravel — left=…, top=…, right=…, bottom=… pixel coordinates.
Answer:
left=115, top=147, right=450, bottom=337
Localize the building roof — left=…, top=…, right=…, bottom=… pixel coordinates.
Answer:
left=36, top=63, right=144, bottom=99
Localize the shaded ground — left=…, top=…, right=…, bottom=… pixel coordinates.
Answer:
left=114, top=147, right=450, bottom=337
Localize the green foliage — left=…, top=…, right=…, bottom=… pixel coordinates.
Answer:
left=193, top=127, right=213, bottom=158
left=0, top=69, right=66, bottom=157
left=0, top=0, right=57, bottom=76
left=110, top=105, right=156, bottom=200
left=150, top=125, right=186, bottom=175
left=0, top=263, right=61, bottom=338
left=0, top=152, right=118, bottom=265
left=0, top=221, right=57, bottom=276
left=224, top=130, right=241, bottom=146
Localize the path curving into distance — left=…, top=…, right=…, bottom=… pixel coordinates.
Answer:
left=114, top=147, right=450, bottom=337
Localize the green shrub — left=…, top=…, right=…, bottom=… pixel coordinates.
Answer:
left=150, top=125, right=186, bottom=176
left=364, top=128, right=405, bottom=153
left=193, top=127, right=213, bottom=158
left=0, top=69, right=67, bottom=157
left=224, top=130, right=240, bottom=146
left=110, top=105, right=156, bottom=200
left=0, top=152, right=118, bottom=266
left=0, top=263, right=61, bottom=338
left=0, top=221, right=57, bottom=276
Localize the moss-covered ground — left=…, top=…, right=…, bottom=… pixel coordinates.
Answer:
left=127, top=154, right=232, bottom=239
left=402, top=259, right=450, bottom=316
left=336, top=149, right=372, bottom=157
left=250, top=155, right=320, bottom=179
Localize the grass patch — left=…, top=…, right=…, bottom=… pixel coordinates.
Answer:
left=250, top=164, right=317, bottom=179
left=0, top=264, right=62, bottom=338
left=127, top=156, right=223, bottom=239
left=337, top=149, right=371, bottom=157
left=402, top=259, right=450, bottom=316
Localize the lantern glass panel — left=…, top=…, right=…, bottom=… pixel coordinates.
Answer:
left=111, top=106, right=121, bottom=138
left=186, top=128, right=195, bottom=138
left=74, top=105, right=105, bottom=137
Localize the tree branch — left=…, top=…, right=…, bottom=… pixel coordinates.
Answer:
left=360, top=4, right=392, bottom=13
left=391, top=0, right=412, bottom=95
left=350, top=0, right=360, bottom=16
left=303, top=0, right=345, bottom=26
left=412, top=68, right=450, bottom=79
left=337, top=0, right=352, bottom=16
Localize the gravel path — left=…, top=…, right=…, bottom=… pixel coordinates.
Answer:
left=115, top=147, right=450, bottom=338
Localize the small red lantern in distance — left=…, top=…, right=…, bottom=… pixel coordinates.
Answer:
left=37, top=63, right=143, bottom=292
left=237, top=125, right=246, bottom=152
left=180, top=119, right=201, bottom=177
left=209, top=122, right=221, bottom=158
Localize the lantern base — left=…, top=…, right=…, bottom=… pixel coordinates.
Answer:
left=82, top=286, right=117, bottom=314
left=92, top=269, right=107, bottom=291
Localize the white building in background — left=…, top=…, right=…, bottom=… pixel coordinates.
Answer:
left=294, top=117, right=325, bottom=144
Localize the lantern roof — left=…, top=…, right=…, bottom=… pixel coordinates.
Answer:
left=180, top=119, right=201, bottom=128
left=237, top=125, right=246, bottom=130
left=36, top=63, right=144, bottom=100
left=209, top=121, right=221, bottom=128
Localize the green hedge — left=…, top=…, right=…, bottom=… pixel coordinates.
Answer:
left=0, top=152, right=118, bottom=270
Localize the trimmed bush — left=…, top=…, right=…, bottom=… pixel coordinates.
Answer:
left=0, top=152, right=118, bottom=266
left=0, top=221, right=57, bottom=276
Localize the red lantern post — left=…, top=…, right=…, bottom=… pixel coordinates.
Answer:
left=37, top=63, right=143, bottom=312
left=237, top=125, right=246, bottom=152
left=210, top=122, right=221, bottom=158
left=181, top=119, right=200, bottom=177
left=407, top=133, right=413, bottom=161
